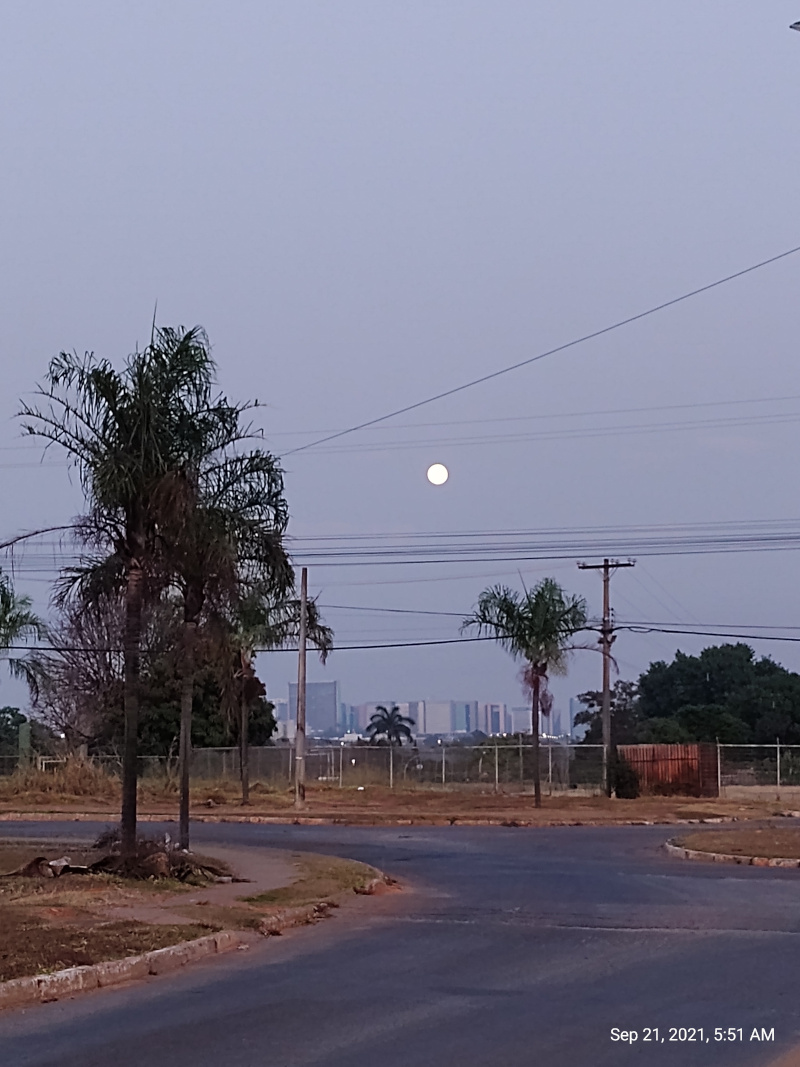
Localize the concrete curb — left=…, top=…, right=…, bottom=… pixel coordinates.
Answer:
left=664, top=840, right=800, bottom=868
left=0, top=811, right=741, bottom=828
left=0, top=930, right=244, bottom=1011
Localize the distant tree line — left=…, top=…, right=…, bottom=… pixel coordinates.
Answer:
left=575, top=643, right=800, bottom=746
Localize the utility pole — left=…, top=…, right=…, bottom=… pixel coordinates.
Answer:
left=577, top=558, right=635, bottom=797
left=294, top=567, right=308, bottom=809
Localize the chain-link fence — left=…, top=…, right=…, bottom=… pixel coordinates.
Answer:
left=719, top=743, right=800, bottom=797
left=20, top=743, right=800, bottom=797
left=0, top=743, right=607, bottom=794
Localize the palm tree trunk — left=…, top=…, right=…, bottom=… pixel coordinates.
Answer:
left=179, top=618, right=197, bottom=850
left=121, top=564, right=143, bottom=858
left=240, top=689, right=250, bottom=805
left=531, top=670, right=542, bottom=808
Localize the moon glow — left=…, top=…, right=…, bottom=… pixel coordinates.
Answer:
left=426, top=463, right=449, bottom=485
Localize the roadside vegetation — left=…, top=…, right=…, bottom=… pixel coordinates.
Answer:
left=0, top=839, right=380, bottom=982
left=675, top=826, right=800, bottom=860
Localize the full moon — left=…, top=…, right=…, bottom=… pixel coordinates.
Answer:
left=426, top=463, right=449, bottom=485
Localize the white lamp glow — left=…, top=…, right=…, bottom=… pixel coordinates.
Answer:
left=426, top=463, right=449, bottom=485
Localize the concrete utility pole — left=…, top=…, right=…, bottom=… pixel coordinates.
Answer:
left=577, top=558, right=635, bottom=796
left=294, top=567, right=308, bottom=809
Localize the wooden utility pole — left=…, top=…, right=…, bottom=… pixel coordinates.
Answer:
left=294, top=567, right=308, bottom=809
left=577, top=558, right=634, bottom=797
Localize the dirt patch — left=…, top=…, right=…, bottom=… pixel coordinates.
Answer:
left=0, top=913, right=212, bottom=983
left=0, top=838, right=389, bottom=983
left=676, top=827, right=800, bottom=859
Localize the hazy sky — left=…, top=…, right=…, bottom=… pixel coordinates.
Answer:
left=3, top=3, right=800, bottom=720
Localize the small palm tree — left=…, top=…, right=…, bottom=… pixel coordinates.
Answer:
left=461, top=578, right=587, bottom=807
left=365, top=705, right=415, bottom=746
left=215, top=591, right=333, bottom=806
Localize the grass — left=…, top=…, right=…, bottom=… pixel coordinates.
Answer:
left=242, top=853, right=377, bottom=908
left=3, top=759, right=795, bottom=826
left=1, top=912, right=214, bottom=983
left=0, top=760, right=118, bottom=801
left=0, top=840, right=218, bottom=982
left=677, top=827, right=800, bottom=859
left=0, top=840, right=386, bottom=981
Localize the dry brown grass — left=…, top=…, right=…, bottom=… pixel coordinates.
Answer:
left=1, top=760, right=794, bottom=826
left=677, top=827, right=800, bottom=859
left=0, top=759, right=119, bottom=801
left=242, top=853, right=377, bottom=908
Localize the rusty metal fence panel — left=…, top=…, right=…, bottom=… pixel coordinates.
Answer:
left=618, top=743, right=718, bottom=797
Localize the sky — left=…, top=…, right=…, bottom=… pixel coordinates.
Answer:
left=2, top=2, right=800, bottom=722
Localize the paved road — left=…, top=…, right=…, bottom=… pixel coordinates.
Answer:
left=1, top=819, right=799, bottom=1067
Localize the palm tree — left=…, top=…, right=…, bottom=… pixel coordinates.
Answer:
left=166, top=450, right=294, bottom=848
left=461, top=578, right=587, bottom=807
left=21, top=326, right=238, bottom=855
left=365, top=705, right=415, bottom=746
left=0, top=571, right=41, bottom=684
left=216, top=591, right=333, bottom=805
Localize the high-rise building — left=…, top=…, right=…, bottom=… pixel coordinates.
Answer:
left=452, top=701, right=477, bottom=733
left=477, top=703, right=509, bottom=735
left=289, top=680, right=340, bottom=736
left=423, top=701, right=452, bottom=735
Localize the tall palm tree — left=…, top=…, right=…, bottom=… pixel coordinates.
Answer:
left=166, top=450, right=294, bottom=847
left=461, top=578, right=587, bottom=807
left=21, top=326, right=238, bottom=855
left=365, top=705, right=415, bottom=746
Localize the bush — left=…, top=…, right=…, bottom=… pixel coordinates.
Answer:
left=613, top=757, right=640, bottom=799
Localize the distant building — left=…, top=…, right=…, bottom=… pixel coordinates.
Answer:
left=452, top=701, right=477, bottom=734
left=477, top=703, right=510, bottom=735
left=289, top=681, right=340, bottom=736
left=423, top=701, right=452, bottom=735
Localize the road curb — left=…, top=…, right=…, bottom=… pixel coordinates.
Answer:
left=0, top=930, right=244, bottom=1011
left=664, top=839, right=800, bottom=868
left=0, top=811, right=741, bottom=828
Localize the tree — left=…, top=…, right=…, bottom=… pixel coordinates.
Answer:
left=461, top=579, right=587, bottom=807
left=0, top=569, right=41, bottom=685
left=215, top=592, right=333, bottom=805
left=165, top=443, right=294, bottom=846
left=22, top=326, right=238, bottom=855
left=365, top=705, right=415, bottom=746
left=574, top=680, right=641, bottom=745
left=636, top=643, right=800, bottom=744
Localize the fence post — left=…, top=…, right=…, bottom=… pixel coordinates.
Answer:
left=339, top=745, right=343, bottom=788
left=716, top=739, right=721, bottom=798
left=441, top=744, right=446, bottom=786
left=390, top=745, right=394, bottom=790
left=777, top=738, right=781, bottom=791
left=548, top=744, right=553, bottom=796
left=519, top=735, right=524, bottom=789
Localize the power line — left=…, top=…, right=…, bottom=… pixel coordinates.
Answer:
left=258, top=391, right=800, bottom=437
left=286, top=410, right=800, bottom=457
left=284, top=243, right=800, bottom=456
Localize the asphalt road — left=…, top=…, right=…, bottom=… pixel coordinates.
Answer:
left=1, top=819, right=799, bottom=1067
